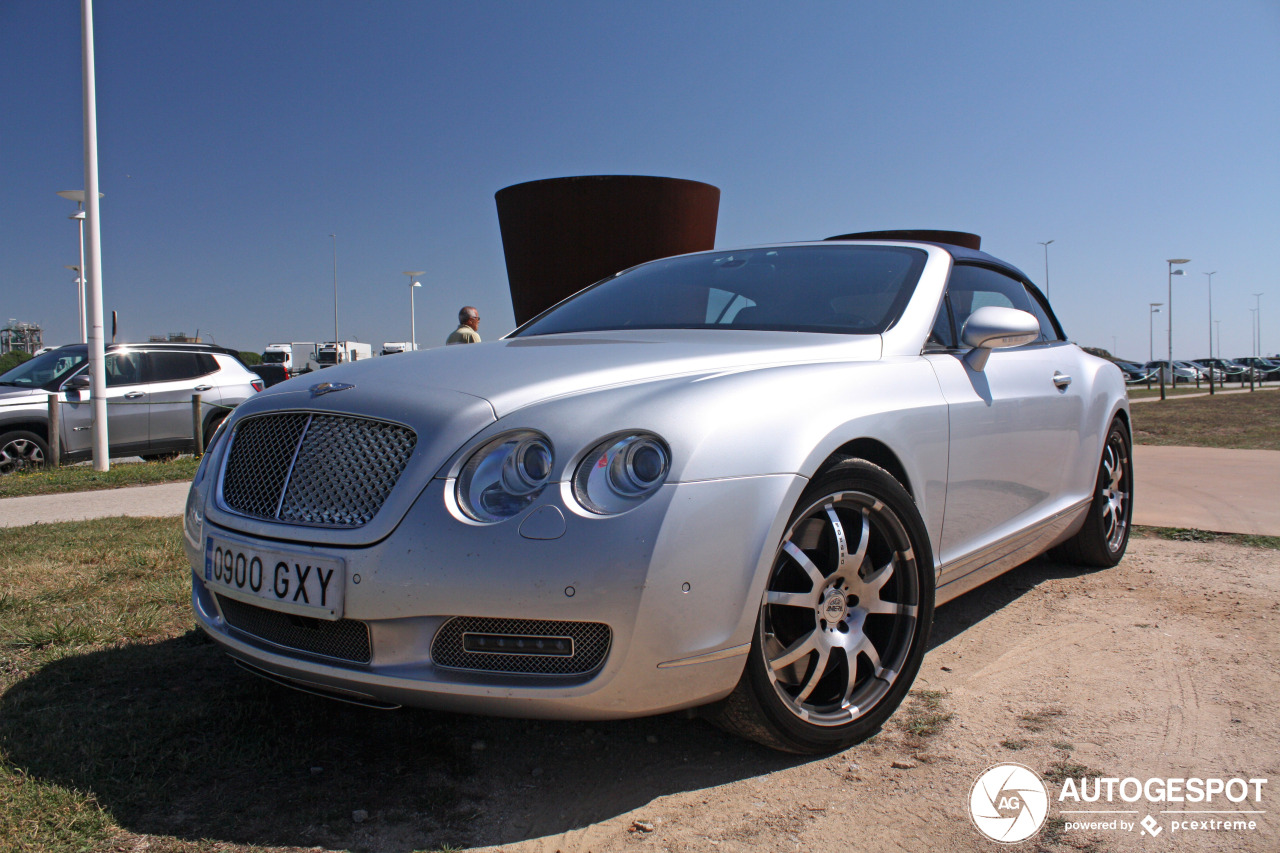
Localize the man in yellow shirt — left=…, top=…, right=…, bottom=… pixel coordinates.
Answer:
left=445, top=306, right=481, bottom=345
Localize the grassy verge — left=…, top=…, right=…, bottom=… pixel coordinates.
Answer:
left=0, top=518, right=475, bottom=853
left=1131, top=388, right=1280, bottom=449
left=1133, top=525, right=1280, bottom=550
left=0, top=456, right=198, bottom=499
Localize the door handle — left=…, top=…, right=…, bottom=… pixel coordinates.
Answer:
left=1053, top=371, right=1072, bottom=389
left=124, top=392, right=146, bottom=399
left=194, top=385, right=212, bottom=392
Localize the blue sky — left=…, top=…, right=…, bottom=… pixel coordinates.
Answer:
left=2, top=0, right=1277, bottom=362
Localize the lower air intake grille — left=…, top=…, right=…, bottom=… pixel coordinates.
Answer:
left=217, top=595, right=371, bottom=664
left=432, top=617, right=611, bottom=675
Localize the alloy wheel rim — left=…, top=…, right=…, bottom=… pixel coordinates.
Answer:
left=1100, top=436, right=1130, bottom=552
left=0, top=438, right=44, bottom=475
left=761, top=490, right=919, bottom=726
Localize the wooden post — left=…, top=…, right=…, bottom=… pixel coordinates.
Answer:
left=192, top=394, right=203, bottom=454
left=47, top=393, right=61, bottom=468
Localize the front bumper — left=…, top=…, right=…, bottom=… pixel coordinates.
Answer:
left=187, top=473, right=805, bottom=719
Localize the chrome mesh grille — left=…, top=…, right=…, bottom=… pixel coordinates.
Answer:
left=216, top=595, right=371, bottom=664
left=221, top=413, right=416, bottom=527
left=432, top=617, right=611, bottom=675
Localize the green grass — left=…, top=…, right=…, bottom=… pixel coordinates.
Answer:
left=0, top=456, right=199, bottom=499
left=899, top=689, right=954, bottom=740
left=0, top=518, right=476, bottom=853
left=1134, top=525, right=1280, bottom=550
left=1130, top=387, right=1280, bottom=449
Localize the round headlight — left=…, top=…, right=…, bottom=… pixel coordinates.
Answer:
left=573, top=433, right=670, bottom=515
left=457, top=431, right=554, bottom=522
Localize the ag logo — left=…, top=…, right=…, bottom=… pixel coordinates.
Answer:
left=969, top=763, right=1049, bottom=843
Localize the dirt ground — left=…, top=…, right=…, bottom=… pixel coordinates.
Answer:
left=371, top=534, right=1279, bottom=853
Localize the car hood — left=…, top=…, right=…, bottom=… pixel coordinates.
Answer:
left=0, top=386, right=47, bottom=407
left=260, top=328, right=882, bottom=419
left=203, top=329, right=881, bottom=547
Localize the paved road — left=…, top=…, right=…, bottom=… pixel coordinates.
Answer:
left=2, top=445, right=1278, bottom=535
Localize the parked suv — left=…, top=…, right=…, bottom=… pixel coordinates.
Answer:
left=0, top=342, right=262, bottom=474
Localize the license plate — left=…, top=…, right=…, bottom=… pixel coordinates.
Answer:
left=205, top=535, right=345, bottom=620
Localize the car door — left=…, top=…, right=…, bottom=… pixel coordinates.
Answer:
left=60, top=351, right=150, bottom=456
left=147, top=351, right=220, bottom=451
left=924, top=264, right=1090, bottom=578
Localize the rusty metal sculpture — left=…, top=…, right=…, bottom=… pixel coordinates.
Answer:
left=495, top=176, right=720, bottom=326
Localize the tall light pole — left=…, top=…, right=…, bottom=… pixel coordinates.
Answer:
left=1204, top=271, right=1217, bottom=394
left=1149, top=303, right=1162, bottom=363
left=57, top=190, right=101, bottom=342
left=80, top=0, right=108, bottom=471
left=64, top=265, right=85, bottom=342
left=330, top=234, right=339, bottom=361
left=1038, top=240, right=1054, bottom=301
left=1164, top=259, right=1190, bottom=401
left=1254, top=293, right=1265, bottom=358
left=403, top=271, right=425, bottom=351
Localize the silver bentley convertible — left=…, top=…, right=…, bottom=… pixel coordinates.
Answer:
left=184, top=236, right=1131, bottom=753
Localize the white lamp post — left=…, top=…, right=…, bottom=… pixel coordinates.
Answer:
left=1149, top=302, right=1162, bottom=368
left=330, top=234, right=339, bottom=362
left=64, top=264, right=85, bottom=343
left=404, top=271, right=425, bottom=351
left=1164, top=259, right=1191, bottom=400
left=1254, top=293, right=1265, bottom=358
left=1038, top=239, right=1054, bottom=300
left=1204, top=271, right=1217, bottom=394
left=57, top=190, right=102, bottom=343
left=79, top=0, right=109, bottom=471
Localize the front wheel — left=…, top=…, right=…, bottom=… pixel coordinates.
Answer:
left=707, top=459, right=935, bottom=753
left=0, top=430, right=50, bottom=475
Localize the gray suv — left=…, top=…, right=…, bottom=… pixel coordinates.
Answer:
left=0, top=342, right=262, bottom=474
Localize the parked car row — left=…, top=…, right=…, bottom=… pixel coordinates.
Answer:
left=1114, top=357, right=1280, bottom=385
left=0, top=342, right=263, bottom=474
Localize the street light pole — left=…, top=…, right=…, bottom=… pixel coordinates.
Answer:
left=403, top=271, right=425, bottom=351
left=1204, top=271, right=1216, bottom=395
left=1149, top=302, right=1162, bottom=368
left=1038, top=240, right=1054, bottom=301
left=1164, top=259, right=1191, bottom=401
left=57, top=190, right=101, bottom=343
left=79, top=0, right=108, bottom=471
left=1254, top=293, right=1265, bottom=359
left=330, top=234, right=339, bottom=362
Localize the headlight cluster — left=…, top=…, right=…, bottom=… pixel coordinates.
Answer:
left=572, top=434, right=670, bottom=515
left=456, top=430, right=670, bottom=521
left=457, top=431, right=555, bottom=521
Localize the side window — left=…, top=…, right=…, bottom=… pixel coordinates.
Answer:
left=105, top=352, right=143, bottom=387
left=150, top=352, right=211, bottom=383
left=927, top=294, right=957, bottom=349
left=945, top=265, right=1049, bottom=344
left=1022, top=284, right=1065, bottom=342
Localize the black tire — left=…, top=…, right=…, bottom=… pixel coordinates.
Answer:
left=706, top=459, right=935, bottom=753
left=202, top=414, right=227, bottom=452
left=0, top=430, right=50, bottom=475
left=1055, top=418, right=1133, bottom=568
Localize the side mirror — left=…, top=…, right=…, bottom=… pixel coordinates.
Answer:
left=65, top=374, right=91, bottom=390
left=961, top=306, right=1041, bottom=371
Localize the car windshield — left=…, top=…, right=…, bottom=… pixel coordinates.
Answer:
left=0, top=346, right=89, bottom=389
left=262, top=352, right=287, bottom=363
left=513, top=245, right=929, bottom=337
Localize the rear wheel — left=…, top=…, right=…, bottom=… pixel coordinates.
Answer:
left=707, top=459, right=934, bottom=753
left=1056, top=419, right=1132, bottom=568
left=0, top=430, right=49, bottom=475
